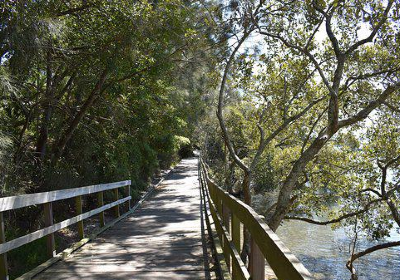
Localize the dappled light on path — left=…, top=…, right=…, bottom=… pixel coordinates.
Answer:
left=34, top=158, right=211, bottom=280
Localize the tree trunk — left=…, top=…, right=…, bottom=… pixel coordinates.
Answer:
left=36, top=105, right=53, bottom=161
left=268, top=132, right=331, bottom=231
left=35, top=49, right=54, bottom=162
left=53, top=69, right=108, bottom=160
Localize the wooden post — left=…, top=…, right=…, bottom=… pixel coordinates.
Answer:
left=209, top=183, right=215, bottom=204
left=231, top=214, right=240, bottom=250
left=113, top=188, right=120, bottom=217
left=75, top=196, right=84, bottom=239
left=214, top=193, right=223, bottom=242
left=0, top=213, right=8, bottom=280
left=97, top=191, right=105, bottom=227
left=208, top=184, right=213, bottom=201
left=216, top=193, right=222, bottom=216
left=222, top=204, right=230, bottom=230
left=222, top=204, right=231, bottom=271
left=43, top=203, right=56, bottom=258
left=125, top=185, right=131, bottom=210
left=249, top=237, right=265, bottom=280
left=231, top=213, right=241, bottom=280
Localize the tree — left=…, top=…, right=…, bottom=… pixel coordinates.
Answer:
left=255, top=0, right=400, bottom=231
left=0, top=0, right=220, bottom=194
left=285, top=111, right=400, bottom=279
left=210, top=0, right=400, bottom=275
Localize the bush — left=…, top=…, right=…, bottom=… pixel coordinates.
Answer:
left=152, top=135, right=191, bottom=168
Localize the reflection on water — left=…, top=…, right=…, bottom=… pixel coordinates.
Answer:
left=277, top=220, right=400, bottom=280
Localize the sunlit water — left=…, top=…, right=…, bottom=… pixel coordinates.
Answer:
left=277, top=220, right=400, bottom=280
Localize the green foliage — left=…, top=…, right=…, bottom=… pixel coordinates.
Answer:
left=252, top=151, right=276, bottom=193
left=203, top=3, right=400, bottom=273
left=0, top=132, right=12, bottom=195
left=152, top=134, right=191, bottom=169
left=0, top=0, right=222, bottom=277
left=0, top=0, right=219, bottom=195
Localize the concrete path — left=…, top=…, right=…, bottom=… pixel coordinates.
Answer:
left=34, top=158, right=211, bottom=280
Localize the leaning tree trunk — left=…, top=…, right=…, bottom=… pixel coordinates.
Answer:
left=268, top=131, right=331, bottom=231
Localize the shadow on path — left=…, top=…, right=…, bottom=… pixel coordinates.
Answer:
left=34, top=158, right=212, bottom=280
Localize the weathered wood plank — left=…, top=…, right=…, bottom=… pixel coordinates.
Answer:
left=69, top=245, right=205, bottom=256
left=0, top=212, right=8, bottom=280
left=0, top=180, right=131, bottom=212
left=31, top=158, right=209, bottom=280
left=0, top=196, right=130, bottom=254
left=113, top=189, right=120, bottom=217
left=231, top=213, right=241, bottom=280
left=249, top=238, right=265, bottom=280
left=231, top=214, right=240, bottom=251
left=200, top=179, right=230, bottom=280
left=207, top=186, right=249, bottom=280
left=97, top=191, right=105, bottom=227
left=40, top=261, right=207, bottom=271
left=222, top=204, right=231, bottom=271
left=36, top=270, right=209, bottom=280
left=75, top=196, right=84, bottom=239
left=125, top=185, right=131, bottom=210
left=43, top=203, right=56, bottom=258
left=17, top=185, right=158, bottom=280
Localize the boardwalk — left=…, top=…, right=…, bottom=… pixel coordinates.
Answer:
left=34, top=158, right=211, bottom=280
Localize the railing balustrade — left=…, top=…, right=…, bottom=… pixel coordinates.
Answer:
left=0, top=180, right=132, bottom=280
left=199, top=158, right=312, bottom=280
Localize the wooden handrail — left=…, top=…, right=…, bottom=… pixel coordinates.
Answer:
left=0, top=180, right=130, bottom=212
left=0, top=180, right=132, bottom=280
left=0, top=196, right=130, bottom=255
left=199, top=158, right=313, bottom=280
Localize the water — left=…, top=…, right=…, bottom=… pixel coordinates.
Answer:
left=276, top=220, right=400, bottom=280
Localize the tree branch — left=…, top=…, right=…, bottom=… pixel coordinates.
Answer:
left=338, top=81, right=400, bottom=129
left=284, top=198, right=383, bottom=225
left=53, top=69, right=108, bottom=160
left=300, top=107, right=327, bottom=154
left=383, top=101, right=400, bottom=113
left=345, top=0, right=394, bottom=55
left=342, top=67, right=400, bottom=92
left=217, top=30, right=253, bottom=173
left=348, top=241, right=400, bottom=264
left=360, top=188, right=382, bottom=197
left=250, top=95, right=326, bottom=170
left=314, top=3, right=341, bottom=57
left=257, top=30, right=334, bottom=95
left=56, top=3, right=95, bottom=17
left=304, top=15, right=324, bottom=51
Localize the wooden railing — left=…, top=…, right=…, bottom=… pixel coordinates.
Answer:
left=0, top=180, right=132, bottom=280
left=199, top=158, right=313, bottom=280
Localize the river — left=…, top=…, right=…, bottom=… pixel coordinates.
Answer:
left=276, top=220, right=400, bottom=280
